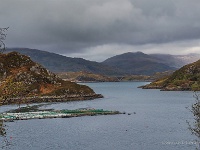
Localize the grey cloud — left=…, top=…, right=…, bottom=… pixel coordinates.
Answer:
left=0, top=0, right=200, bottom=56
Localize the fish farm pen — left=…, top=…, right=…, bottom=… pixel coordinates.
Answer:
left=0, top=108, right=121, bottom=121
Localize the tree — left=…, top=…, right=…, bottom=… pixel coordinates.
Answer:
left=0, top=119, right=12, bottom=149
left=0, top=27, right=9, bottom=53
left=187, top=92, right=200, bottom=149
left=0, top=27, right=12, bottom=149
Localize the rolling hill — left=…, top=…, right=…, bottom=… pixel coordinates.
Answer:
left=6, top=48, right=200, bottom=76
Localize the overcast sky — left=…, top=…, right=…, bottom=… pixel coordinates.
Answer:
left=1, top=0, right=200, bottom=61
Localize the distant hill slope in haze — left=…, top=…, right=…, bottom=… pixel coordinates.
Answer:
left=102, top=52, right=176, bottom=75
left=150, top=53, right=200, bottom=68
left=58, top=71, right=119, bottom=82
left=6, top=48, right=125, bottom=76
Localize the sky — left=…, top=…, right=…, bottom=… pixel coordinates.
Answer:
left=1, top=0, right=200, bottom=61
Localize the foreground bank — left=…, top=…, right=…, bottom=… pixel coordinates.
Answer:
left=0, top=94, right=103, bottom=106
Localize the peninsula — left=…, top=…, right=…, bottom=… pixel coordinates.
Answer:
left=0, top=52, right=103, bottom=106
left=140, top=59, right=200, bottom=91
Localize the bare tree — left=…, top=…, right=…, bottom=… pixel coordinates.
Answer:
left=0, top=119, right=12, bottom=149
left=187, top=92, right=200, bottom=149
left=0, top=27, right=12, bottom=149
left=0, top=27, right=9, bottom=53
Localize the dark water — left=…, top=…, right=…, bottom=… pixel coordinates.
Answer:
left=0, top=82, right=197, bottom=150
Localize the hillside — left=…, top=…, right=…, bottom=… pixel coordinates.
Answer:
left=0, top=52, right=102, bottom=105
left=141, top=59, right=200, bottom=91
left=6, top=48, right=125, bottom=76
left=102, top=52, right=176, bottom=75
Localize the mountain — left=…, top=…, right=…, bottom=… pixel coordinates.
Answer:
left=0, top=52, right=102, bottom=105
left=102, top=52, right=176, bottom=75
left=6, top=48, right=125, bottom=76
left=141, top=59, right=200, bottom=91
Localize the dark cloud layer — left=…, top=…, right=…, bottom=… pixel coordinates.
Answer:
left=0, top=0, right=200, bottom=60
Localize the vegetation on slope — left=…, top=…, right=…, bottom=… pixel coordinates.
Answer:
left=57, top=70, right=173, bottom=82
left=141, top=59, right=200, bottom=91
left=57, top=71, right=119, bottom=82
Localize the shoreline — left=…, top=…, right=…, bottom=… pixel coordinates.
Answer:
left=0, top=94, right=103, bottom=106
left=76, top=80, right=153, bottom=83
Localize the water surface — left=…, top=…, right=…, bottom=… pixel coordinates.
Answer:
left=0, top=82, right=197, bottom=150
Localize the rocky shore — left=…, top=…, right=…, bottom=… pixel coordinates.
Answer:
left=139, top=84, right=192, bottom=91
left=0, top=94, right=103, bottom=106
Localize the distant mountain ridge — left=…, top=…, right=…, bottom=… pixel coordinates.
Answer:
left=102, top=52, right=176, bottom=75
left=6, top=48, right=125, bottom=76
left=102, top=52, right=200, bottom=75
left=6, top=48, right=200, bottom=76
